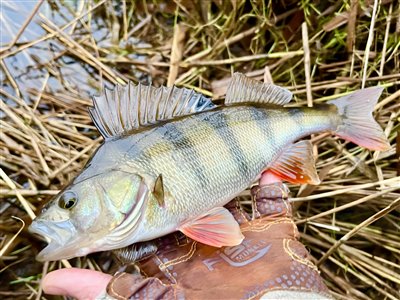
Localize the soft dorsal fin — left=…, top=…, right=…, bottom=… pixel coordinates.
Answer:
left=225, top=73, right=292, bottom=106
left=89, top=82, right=216, bottom=140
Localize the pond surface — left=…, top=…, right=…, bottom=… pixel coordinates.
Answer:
left=1, top=0, right=151, bottom=106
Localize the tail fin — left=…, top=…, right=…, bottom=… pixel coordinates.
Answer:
left=328, top=87, right=390, bottom=151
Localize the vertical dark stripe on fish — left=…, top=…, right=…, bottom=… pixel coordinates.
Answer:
left=252, top=108, right=282, bottom=166
left=211, top=110, right=251, bottom=179
left=287, top=108, right=298, bottom=117
left=287, top=108, right=304, bottom=131
left=164, top=122, right=210, bottom=190
left=250, top=108, right=272, bottom=145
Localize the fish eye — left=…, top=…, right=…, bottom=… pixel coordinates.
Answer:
left=58, top=191, right=78, bottom=210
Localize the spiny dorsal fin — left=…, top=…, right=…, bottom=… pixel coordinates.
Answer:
left=89, top=82, right=216, bottom=140
left=225, top=73, right=292, bottom=106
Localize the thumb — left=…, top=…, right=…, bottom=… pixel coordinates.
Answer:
left=259, top=171, right=282, bottom=185
left=42, top=268, right=112, bottom=300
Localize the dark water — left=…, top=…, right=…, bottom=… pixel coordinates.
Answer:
left=2, top=1, right=90, bottom=97
left=1, top=0, right=149, bottom=106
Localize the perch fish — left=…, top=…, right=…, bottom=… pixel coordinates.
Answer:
left=29, top=73, right=390, bottom=261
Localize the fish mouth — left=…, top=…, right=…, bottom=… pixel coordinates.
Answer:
left=29, top=220, right=81, bottom=261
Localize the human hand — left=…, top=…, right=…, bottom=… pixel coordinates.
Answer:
left=42, top=268, right=112, bottom=299
left=42, top=172, right=331, bottom=299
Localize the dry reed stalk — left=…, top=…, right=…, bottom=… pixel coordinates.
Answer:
left=301, top=23, right=313, bottom=108
left=167, top=24, right=186, bottom=86
left=1, top=1, right=399, bottom=298
left=361, top=0, right=380, bottom=89
left=317, top=197, right=400, bottom=265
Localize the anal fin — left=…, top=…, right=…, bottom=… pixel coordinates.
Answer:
left=179, top=207, right=244, bottom=248
left=269, top=140, right=321, bottom=185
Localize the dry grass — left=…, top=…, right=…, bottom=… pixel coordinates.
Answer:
left=0, top=1, right=399, bottom=299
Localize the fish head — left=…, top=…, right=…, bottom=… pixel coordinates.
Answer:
left=29, top=170, right=149, bottom=261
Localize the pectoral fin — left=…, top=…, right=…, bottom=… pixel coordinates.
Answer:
left=153, top=174, right=165, bottom=207
left=269, top=140, right=321, bottom=185
left=113, top=241, right=158, bottom=264
left=179, top=207, right=244, bottom=247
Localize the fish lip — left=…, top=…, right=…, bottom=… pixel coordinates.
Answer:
left=29, top=222, right=59, bottom=261
left=29, top=220, right=67, bottom=245
left=29, top=221, right=54, bottom=243
left=29, top=220, right=79, bottom=261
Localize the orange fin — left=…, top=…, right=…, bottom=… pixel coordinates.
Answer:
left=179, top=207, right=244, bottom=247
left=270, top=140, right=321, bottom=185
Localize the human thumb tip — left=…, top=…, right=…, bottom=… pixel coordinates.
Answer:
left=259, top=171, right=282, bottom=185
left=42, top=268, right=112, bottom=299
left=42, top=269, right=66, bottom=295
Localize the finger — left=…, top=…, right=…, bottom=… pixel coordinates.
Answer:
left=259, top=171, right=282, bottom=185
left=42, top=268, right=112, bottom=300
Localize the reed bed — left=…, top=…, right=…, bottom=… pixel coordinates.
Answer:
left=0, top=1, right=399, bottom=299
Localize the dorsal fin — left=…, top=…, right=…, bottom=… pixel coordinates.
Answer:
left=89, top=82, right=216, bottom=140
left=225, top=73, right=292, bottom=106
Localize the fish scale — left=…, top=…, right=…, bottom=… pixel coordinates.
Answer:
left=29, top=73, right=390, bottom=261
left=126, top=106, right=333, bottom=241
